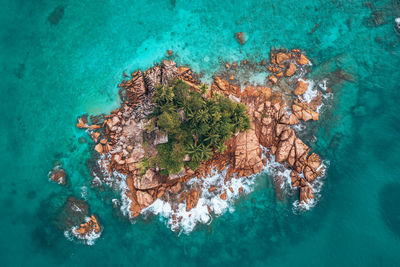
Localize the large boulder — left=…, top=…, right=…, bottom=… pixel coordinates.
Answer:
left=300, top=185, right=314, bottom=203
left=136, top=190, right=154, bottom=208
left=276, top=52, right=290, bottom=64
left=285, top=62, right=296, bottom=77
left=161, top=60, right=178, bottom=86
left=233, top=123, right=264, bottom=176
left=297, top=54, right=310, bottom=65
left=186, top=187, right=202, bottom=211
left=144, top=66, right=161, bottom=93
left=294, top=80, right=309, bottom=95
left=275, top=129, right=295, bottom=163
left=134, top=169, right=160, bottom=190
left=292, top=102, right=319, bottom=121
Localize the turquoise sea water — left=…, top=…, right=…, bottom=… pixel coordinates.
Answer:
left=1, top=0, right=400, bottom=266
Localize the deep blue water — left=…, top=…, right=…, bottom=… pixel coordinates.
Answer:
left=1, top=0, right=400, bottom=266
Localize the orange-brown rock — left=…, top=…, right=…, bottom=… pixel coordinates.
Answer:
left=269, top=75, right=278, bottom=84
left=294, top=80, right=309, bottom=95
left=276, top=52, right=290, bottom=64
left=292, top=102, right=319, bottom=121
left=235, top=32, right=247, bottom=45
left=290, top=170, right=300, bottom=187
left=300, top=185, right=314, bottom=203
left=170, top=182, right=182, bottom=194
left=220, top=192, right=227, bottom=200
left=275, top=129, right=295, bottom=162
left=233, top=123, right=264, bottom=176
left=89, top=124, right=101, bottom=130
left=178, top=66, right=190, bottom=75
left=78, top=58, right=327, bottom=222
left=73, top=215, right=101, bottom=236
left=49, top=166, right=66, bottom=185
left=136, top=190, right=154, bottom=208
left=94, top=143, right=103, bottom=154
left=286, top=62, right=296, bottom=77
left=297, top=54, right=310, bottom=65
left=91, top=132, right=100, bottom=143
left=294, top=138, right=309, bottom=159
left=208, top=186, right=217, bottom=192
left=76, top=116, right=88, bottom=129
left=133, top=169, right=160, bottom=190
left=186, top=188, right=202, bottom=211
left=307, top=153, right=322, bottom=171
left=288, top=113, right=299, bottom=125
left=303, top=166, right=317, bottom=182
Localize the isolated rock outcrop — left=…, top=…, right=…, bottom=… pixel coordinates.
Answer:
left=77, top=48, right=326, bottom=224
left=49, top=165, right=66, bottom=185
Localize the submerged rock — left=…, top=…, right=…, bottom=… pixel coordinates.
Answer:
left=47, top=5, right=65, bottom=26
left=56, top=196, right=89, bottom=231
left=49, top=165, right=66, bottom=186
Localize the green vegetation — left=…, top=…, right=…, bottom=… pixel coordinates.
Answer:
left=152, top=79, right=250, bottom=175
left=136, top=157, right=150, bottom=175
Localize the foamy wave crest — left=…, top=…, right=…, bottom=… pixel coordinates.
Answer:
left=263, top=153, right=292, bottom=190
left=94, top=152, right=132, bottom=217
left=143, top=167, right=258, bottom=234
left=299, top=78, right=317, bottom=103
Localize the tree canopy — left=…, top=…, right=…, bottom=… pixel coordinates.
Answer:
left=152, top=79, right=250, bottom=175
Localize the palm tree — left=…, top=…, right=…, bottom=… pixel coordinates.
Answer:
left=199, top=84, right=208, bottom=94
left=155, top=85, right=174, bottom=104
left=186, top=142, right=202, bottom=162
left=215, top=142, right=227, bottom=154
left=199, top=144, right=212, bottom=161
left=204, top=133, right=220, bottom=146
left=196, top=108, right=209, bottom=123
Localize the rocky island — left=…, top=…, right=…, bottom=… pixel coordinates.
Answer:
left=77, top=48, right=327, bottom=232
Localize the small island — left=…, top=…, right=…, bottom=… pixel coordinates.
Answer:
left=77, top=48, right=326, bottom=232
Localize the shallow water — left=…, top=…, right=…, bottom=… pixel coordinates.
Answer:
left=1, top=0, right=400, bottom=266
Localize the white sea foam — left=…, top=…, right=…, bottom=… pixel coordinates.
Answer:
left=80, top=186, right=88, bottom=200
left=94, top=145, right=327, bottom=233
left=299, top=78, right=318, bottom=104
left=318, top=79, right=328, bottom=91
left=143, top=166, right=258, bottom=234
left=263, top=153, right=292, bottom=189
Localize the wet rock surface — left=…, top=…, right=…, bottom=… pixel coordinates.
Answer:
left=77, top=48, right=329, bottom=227
left=55, top=196, right=89, bottom=231
left=48, top=164, right=67, bottom=185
